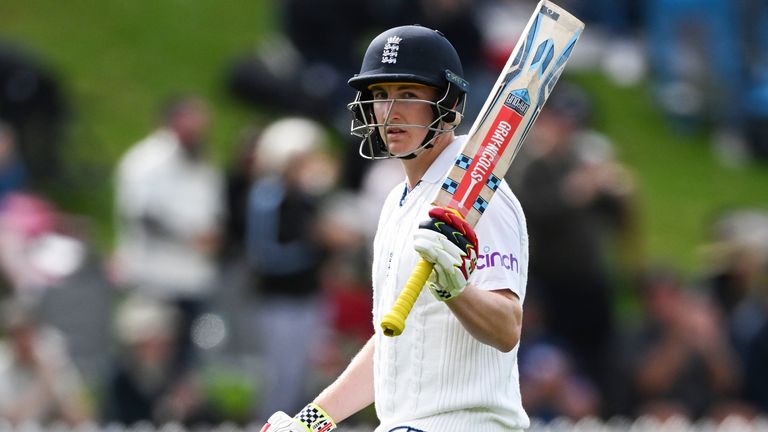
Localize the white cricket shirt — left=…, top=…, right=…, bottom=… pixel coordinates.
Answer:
left=371, top=136, right=530, bottom=432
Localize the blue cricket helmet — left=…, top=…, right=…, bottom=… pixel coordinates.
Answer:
left=347, top=25, right=470, bottom=159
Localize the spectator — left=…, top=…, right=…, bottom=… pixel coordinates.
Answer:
left=699, top=210, right=768, bottom=362
left=245, top=117, right=339, bottom=419
left=102, top=294, right=213, bottom=426
left=519, top=342, right=601, bottom=422
left=0, top=192, right=86, bottom=303
left=697, top=209, right=768, bottom=413
left=506, top=83, right=637, bottom=415
left=0, top=42, right=67, bottom=180
left=517, top=291, right=605, bottom=421
left=0, top=303, right=92, bottom=426
left=113, top=95, right=225, bottom=371
left=628, top=268, right=741, bottom=420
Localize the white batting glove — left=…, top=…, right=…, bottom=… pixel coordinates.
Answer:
left=261, top=412, right=304, bottom=432
left=260, top=404, right=336, bottom=432
left=413, top=207, right=478, bottom=301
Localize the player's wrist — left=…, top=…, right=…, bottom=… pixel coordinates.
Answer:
left=294, top=403, right=337, bottom=432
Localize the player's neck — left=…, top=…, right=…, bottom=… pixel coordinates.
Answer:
left=402, top=132, right=454, bottom=189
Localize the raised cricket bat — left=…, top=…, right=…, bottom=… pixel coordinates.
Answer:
left=380, top=0, right=584, bottom=336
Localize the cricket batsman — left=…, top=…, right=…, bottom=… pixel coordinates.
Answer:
left=261, top=24, right=530, bottom=432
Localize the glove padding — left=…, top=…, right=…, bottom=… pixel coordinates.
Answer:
left=414, top=207, right=478, bottom=301
left=260, top=404, right=336, bottom=432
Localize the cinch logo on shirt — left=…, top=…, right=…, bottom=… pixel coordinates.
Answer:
left=476, top=246, right=519, bottom=272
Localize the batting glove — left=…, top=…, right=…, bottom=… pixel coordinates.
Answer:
left=414, top=207, right=478, bottom=301
left=260, top=404, right=336, bottom=432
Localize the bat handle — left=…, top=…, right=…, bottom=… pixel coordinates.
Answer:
left=380, top=258, right=434, bottom=337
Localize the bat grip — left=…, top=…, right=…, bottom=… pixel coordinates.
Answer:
left=380, top=258, right=434, bottom=337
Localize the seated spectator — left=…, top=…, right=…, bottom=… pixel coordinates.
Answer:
left=628, top=268, right=741, bottom=420
left=0, top=192, right=86, bottom=303
left=698, top=209, right=768, bottom=363
left=0, top=303, right=92, bottom=426
left=698, top=209, right=768, bottom=414
left=101, top=294, right=213, bottom=426
left=519, top=342, right=601, bottom=422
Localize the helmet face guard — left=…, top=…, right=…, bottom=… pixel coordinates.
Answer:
left=347, top=82, right=466, bottom=159
left=347, top=25, right=469, bottom=160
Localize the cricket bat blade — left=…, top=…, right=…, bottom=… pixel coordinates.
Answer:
left=381, top=0, right=584, bottom=337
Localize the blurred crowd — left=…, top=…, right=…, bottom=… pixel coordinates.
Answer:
left=0, top=0, right=765, bottom=430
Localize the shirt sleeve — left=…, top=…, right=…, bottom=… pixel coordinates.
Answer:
left=469, top=181, right=529, bottom=303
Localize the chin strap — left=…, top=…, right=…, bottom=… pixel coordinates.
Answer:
left=395, top=128, right=443, bottom=160
left=396, top=133, right=435, bottom=160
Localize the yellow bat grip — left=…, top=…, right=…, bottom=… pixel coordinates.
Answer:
left=380, top=258, right=434, bottom=337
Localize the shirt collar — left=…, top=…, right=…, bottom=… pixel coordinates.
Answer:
left=420, top=135, right=467, bottom=184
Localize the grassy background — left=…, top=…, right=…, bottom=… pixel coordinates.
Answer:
left=0, top=1, right=277, bottom=247
left=0, top=1, right=766, bottom=275
left=574, top=73, right=768, bottom=272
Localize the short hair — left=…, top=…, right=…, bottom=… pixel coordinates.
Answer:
left=159, top=94, right=206, bottom=124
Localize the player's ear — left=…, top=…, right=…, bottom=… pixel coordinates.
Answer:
left=437, top=74, right=467, bottom=126
left=438, top=95, right=464, bottom=127
left=444, top=110, right=463, bottom=127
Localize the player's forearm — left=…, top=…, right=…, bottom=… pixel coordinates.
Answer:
left=447, top=285, right=522, bottom=352
left=313, top=336, right=375, bottom=423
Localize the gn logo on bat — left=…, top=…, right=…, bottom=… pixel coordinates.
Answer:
left=504, top=89, right=531, bottom=116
